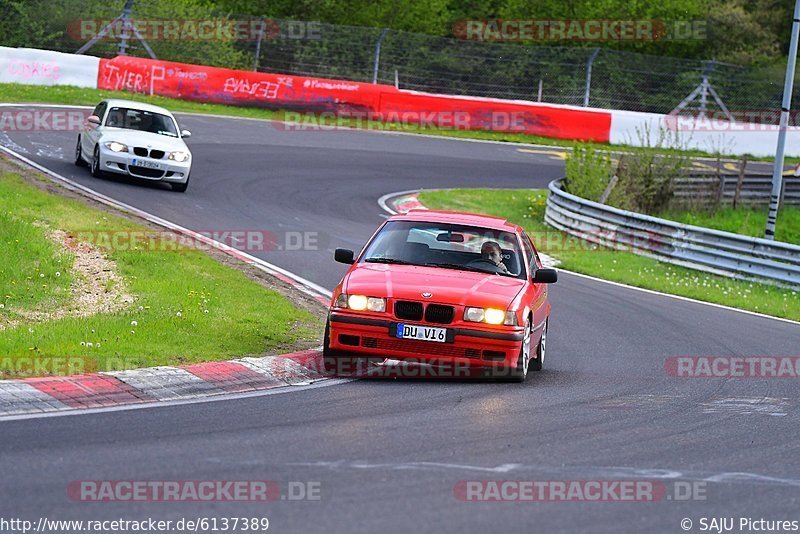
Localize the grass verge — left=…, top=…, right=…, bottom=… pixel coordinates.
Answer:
left=656, top=205, right=800, bottom=244
left=0, top=157, right=324, bottom=378
left=418, top=188, right=800, bottom=322
left=1, top=82, right=784, bottom=161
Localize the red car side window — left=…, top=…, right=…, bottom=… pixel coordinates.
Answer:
left=521, top=232, right=539, bottom=271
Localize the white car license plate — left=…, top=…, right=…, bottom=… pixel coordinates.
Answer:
left=396, top=323, right=447, bottom=343
left=131, top=159, right=161, bottom=169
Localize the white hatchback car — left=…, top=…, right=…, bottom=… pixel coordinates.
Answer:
left=75, top=99, right=193, bottom=192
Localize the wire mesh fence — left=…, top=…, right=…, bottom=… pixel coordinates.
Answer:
left=4, top=0, right=792, bottom=118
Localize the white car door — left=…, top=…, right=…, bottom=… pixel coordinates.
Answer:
left=83, top=101, right=107, bottom=156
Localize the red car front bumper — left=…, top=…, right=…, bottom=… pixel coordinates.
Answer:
left=328, top=311, right=526, bottom=371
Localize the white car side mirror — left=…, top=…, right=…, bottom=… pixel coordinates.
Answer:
left=181, top=129, right=192, bottom=138
left=87, top=115, right=101, bottom=126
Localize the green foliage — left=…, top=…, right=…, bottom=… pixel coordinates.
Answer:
left=3, top=0, right=796, bottom=65
left=564, top=144, right=613, bottom=202
left=610, top=127, right=689, bottom=213
left=566, top=128, right=689, bottom=213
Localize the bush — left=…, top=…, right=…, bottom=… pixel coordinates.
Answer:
left=563, top=144, right=613, bottom=202
left=564, top=128, right=690, bottom=214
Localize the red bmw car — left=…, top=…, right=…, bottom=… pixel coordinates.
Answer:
left=324, top=209, right=557, bottom=382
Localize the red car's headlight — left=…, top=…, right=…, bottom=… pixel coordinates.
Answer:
left=464, top=307, right=517, bottom=326
left=335, top=294, right=386, bottom=312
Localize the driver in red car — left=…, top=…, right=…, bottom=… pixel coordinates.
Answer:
left=480, top=241, right=509, bottom=274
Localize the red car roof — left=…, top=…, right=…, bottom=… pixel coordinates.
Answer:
left=390, top=209, right=520, bottom=232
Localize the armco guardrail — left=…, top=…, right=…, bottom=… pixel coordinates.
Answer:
left=673, top=174, right=800, bottom=205
left=544, top=179, right=800, bottom=286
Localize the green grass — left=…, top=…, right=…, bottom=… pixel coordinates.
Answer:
left=0, top=211, right=73, bottom=318
left=418, top=188, right=800, bottom=322
left=656, top=205, right=800, bottom=244
left=0, top=169, right=322, bottom=378
left=0, top=82, right=784, bottom=161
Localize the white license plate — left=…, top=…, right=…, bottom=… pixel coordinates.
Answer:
left=131, top=159, right=161, bottom=169
left=396, top=323, right=447, bottom=343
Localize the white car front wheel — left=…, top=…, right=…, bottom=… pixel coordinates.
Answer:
left=74, top=136, right=87, bottom=167
left=90, top=145, right=103, bottom=178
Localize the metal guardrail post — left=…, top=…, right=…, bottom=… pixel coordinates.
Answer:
left=372, top=28, right=389, bottom=84
left=253, top=17, right=266, bottom=72
left=583, top=48, right=600, bottom=107
left=765, top=0, right=800, bottom=240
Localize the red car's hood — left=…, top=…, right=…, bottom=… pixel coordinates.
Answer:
left=343, top=263, right=525, bottom=308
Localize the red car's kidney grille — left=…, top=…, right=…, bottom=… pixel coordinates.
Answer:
left=394, top=301, right=423, bottom=321
left=424, top=304, right=454, bottom=324
left=363, top=337, right=478, bottom=358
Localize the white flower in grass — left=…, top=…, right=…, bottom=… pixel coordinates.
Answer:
left=203, top=309, right=209, bottom=314
left=176, top=311, right=182, bottom=317
left=39, top=273, right=44, bottom=278
left=80, top=341, right=86, bottom=346
left=131, top=320, right=138, bottom=326
left=87, top=342, right=93, bottom=348
left=55, top=272, right=61, bottom=277
left=131, top=330, right=136, bottom=334
left=0, top=304, right=4, bottom=309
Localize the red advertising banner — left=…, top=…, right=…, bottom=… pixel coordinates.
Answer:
left=97, top=56, right=384, bottom=111
left=97, top=55, right=611, bottom=141
left=378, top=91, right=611, bottom=141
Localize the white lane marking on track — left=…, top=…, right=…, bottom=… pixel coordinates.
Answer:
left=378, top=190, right=800, bottom=326
left=31, top=141, right=64, bottom=160
left=699, top=396, right=790, bottom=416
left=288, top=461, right=800, bottom=488
left=290, top=461, right=523, bottom=473
left=0, top=132, right=30, bottom=154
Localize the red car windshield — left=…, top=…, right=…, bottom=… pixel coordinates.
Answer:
left=361, top=220, right=526, bottom=279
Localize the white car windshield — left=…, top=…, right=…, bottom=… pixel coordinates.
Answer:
left=105, top=107, right=179, bottom=137
left=361, top=220, right=525, bottom=278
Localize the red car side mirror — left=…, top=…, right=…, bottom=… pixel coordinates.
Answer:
left=532, top=269, right=557, bottom=283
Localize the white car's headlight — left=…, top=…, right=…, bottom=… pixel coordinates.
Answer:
left=104, top=141, right=128, bottom=153
left=334, top=294, right=386, bottom=312
left=168, top=151, right=190, bottom=162
left=464, top=307, right=516, bottom=325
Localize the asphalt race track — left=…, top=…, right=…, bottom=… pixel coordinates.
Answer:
left=1, top=108, right=800, bottom=533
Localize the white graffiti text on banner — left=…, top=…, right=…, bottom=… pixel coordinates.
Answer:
left=101, top=64, right=166, bottom=95
left=223, top=77, right=285, bottom=99
left=7, top=60, right=61, bottom=81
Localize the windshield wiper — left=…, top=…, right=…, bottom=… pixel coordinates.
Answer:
left=425, top=262, right=488, bottom=273
left=364, top=257, right=416, bottom=265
